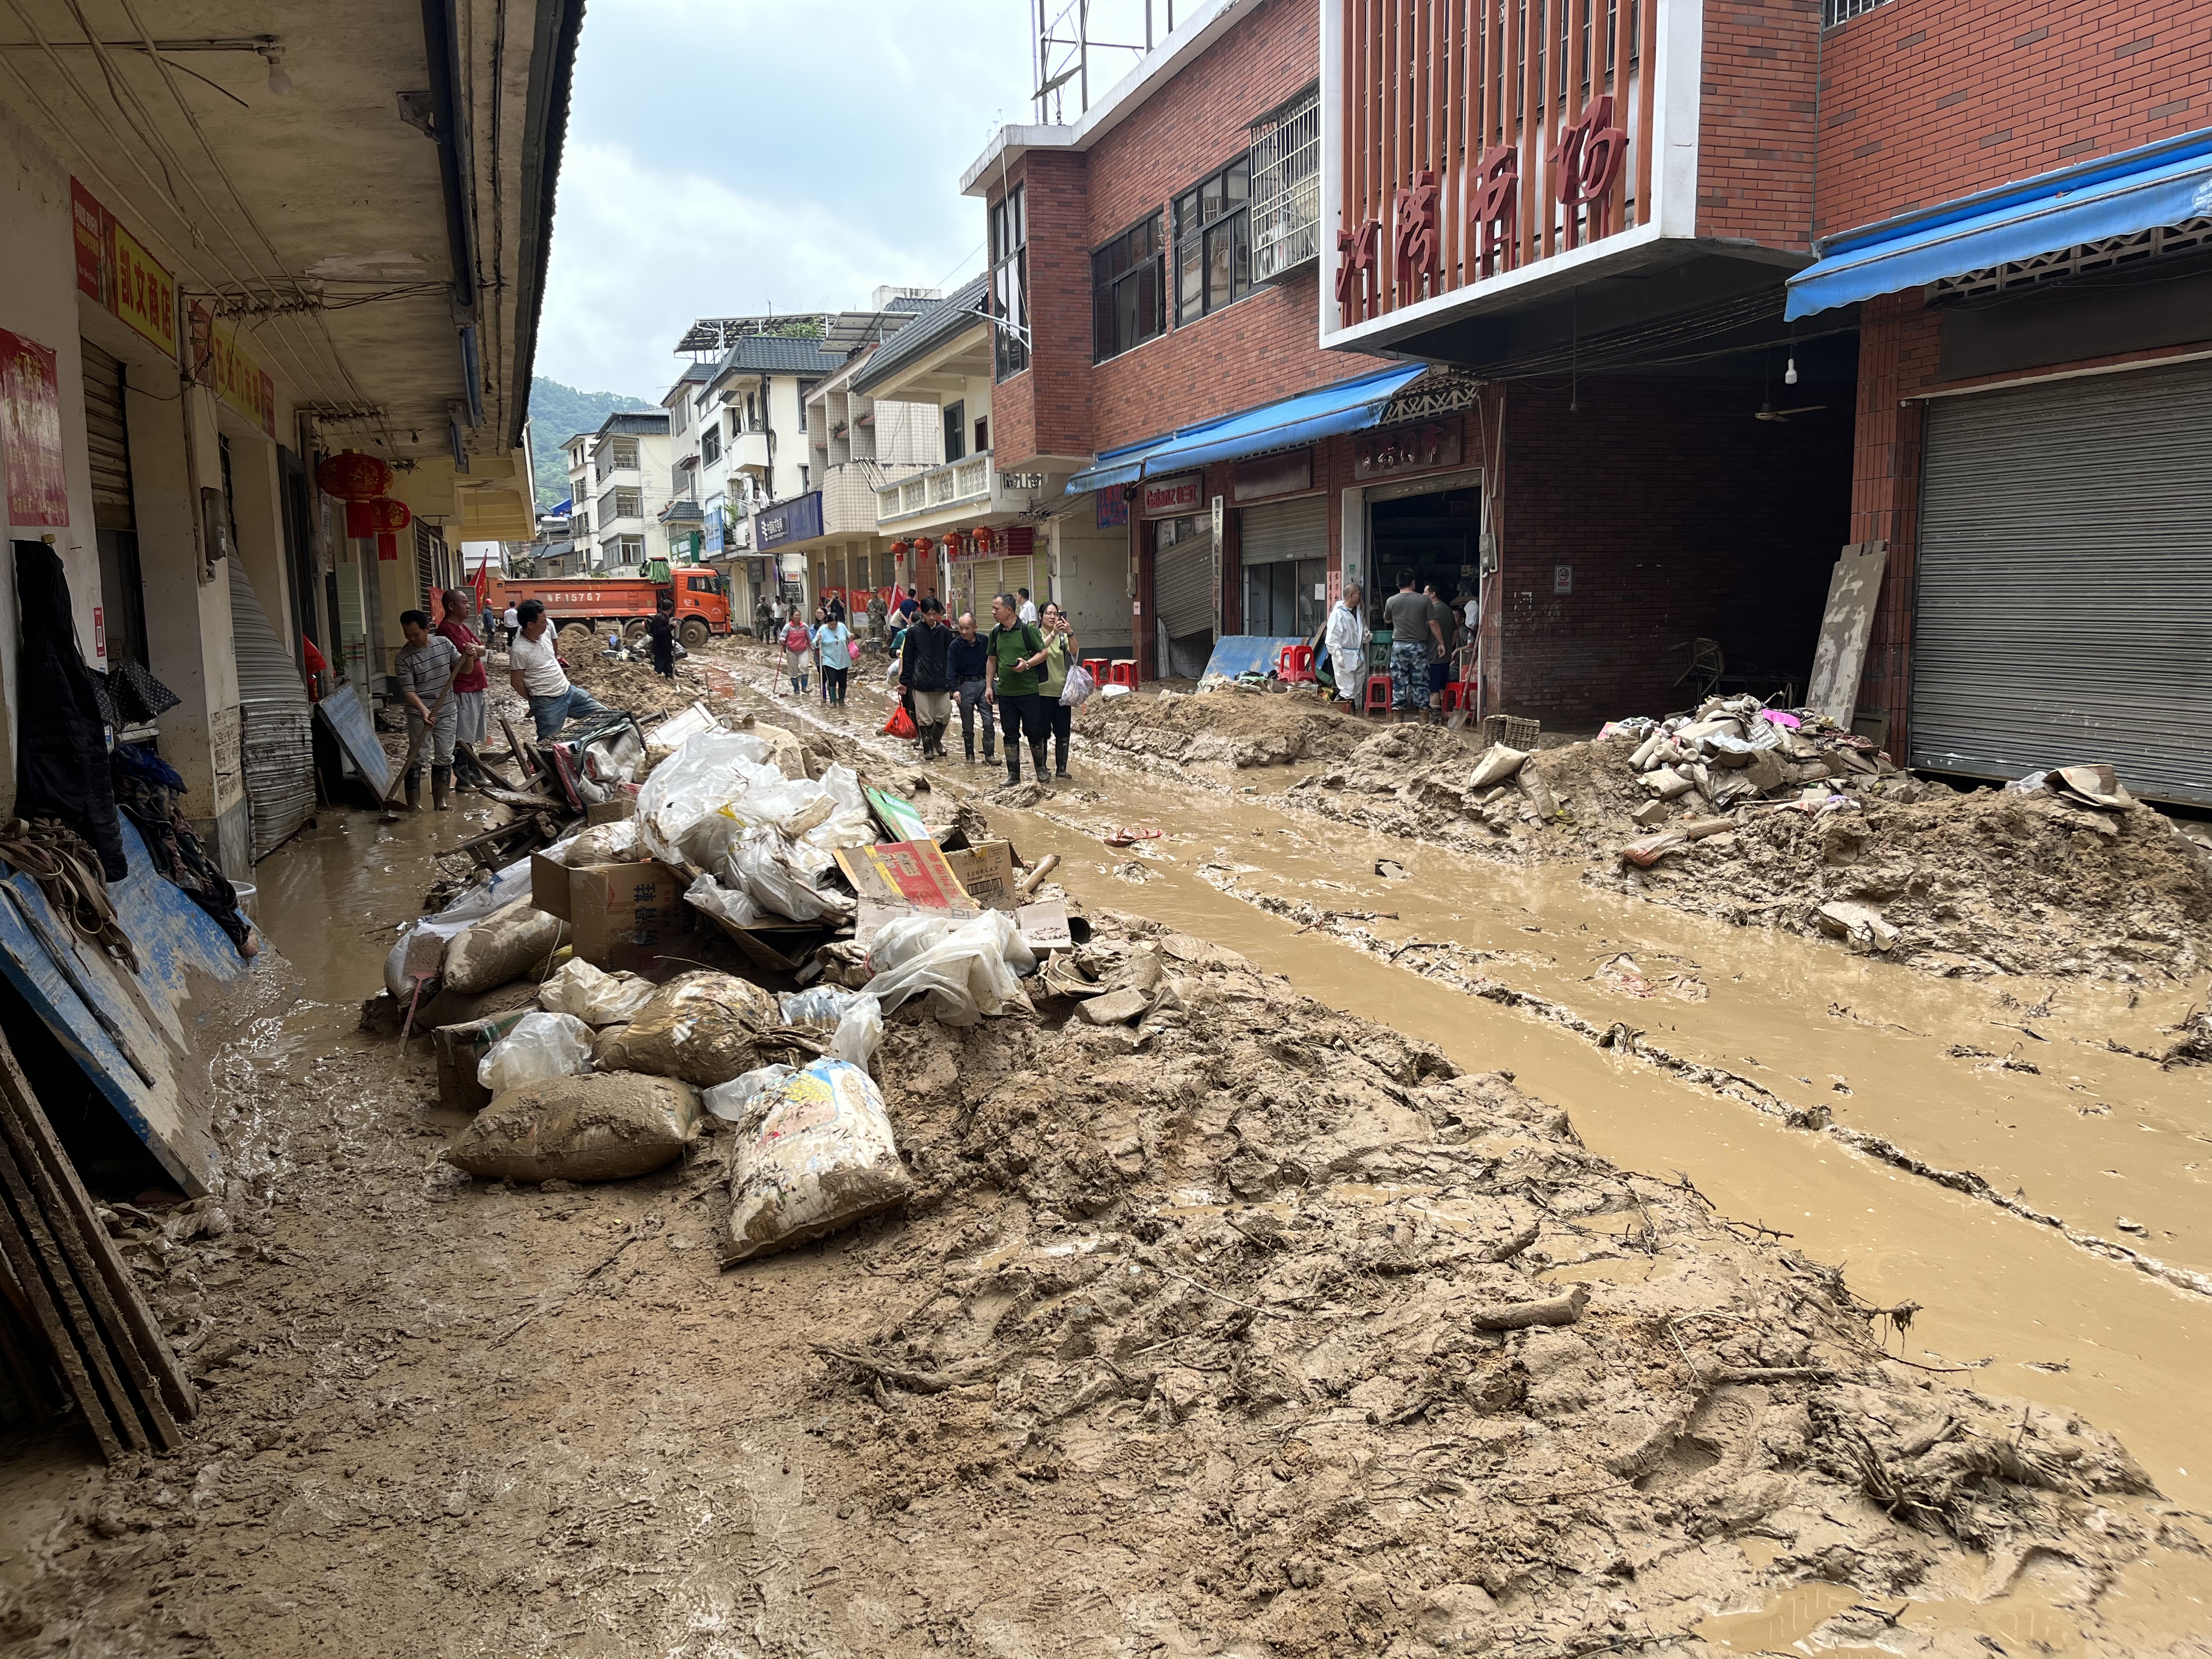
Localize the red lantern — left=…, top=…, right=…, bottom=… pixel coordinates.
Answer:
left=972, top=523, right=995, bottom=552
left=890, top=539, right=910, bottom=555
left=343, top=496, right=413, bottom=539
left=912, top=536, right=933, bottom=555
left=316, top=450, right=393, bottom=502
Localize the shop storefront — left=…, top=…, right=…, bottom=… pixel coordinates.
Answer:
left=1232, top=449, right=1327, bottom=641
left=948, top=527, right=1037, bottom=623
left=1141, top=472, right=1215, bottom=678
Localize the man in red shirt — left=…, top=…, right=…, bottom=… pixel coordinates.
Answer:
left=437, top=589, right=490, bottom=805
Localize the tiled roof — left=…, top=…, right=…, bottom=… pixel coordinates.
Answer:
left=849, top=275, right=990, bottom=395
left=713, top=335, right=853, bottom=376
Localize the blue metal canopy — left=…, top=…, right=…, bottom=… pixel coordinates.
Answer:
left=1065, top=363, right=1430, bottom=495
left=1786, top=126, right=2212, bottom=320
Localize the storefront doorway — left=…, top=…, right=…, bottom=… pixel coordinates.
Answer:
left=1367, top=480, right=1482, bottom=608
left=1238, top=495, right=1327, bottom=640
left=1152, top=514, right=1215, bottom=677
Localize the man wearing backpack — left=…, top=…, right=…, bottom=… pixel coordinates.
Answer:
left=983, top=591, right=1051, bottom=786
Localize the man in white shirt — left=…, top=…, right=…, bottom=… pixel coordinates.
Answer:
left=501, top=603, right=519, bottom=647
left=1323, top=583, right=1368, bottom=706
left=507, top=600, right=613, bottom=738
left=1016, top=587, right=1039, bottom=626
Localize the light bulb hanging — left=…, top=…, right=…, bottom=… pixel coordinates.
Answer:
left=1784, top=356, right=1799, bottom=386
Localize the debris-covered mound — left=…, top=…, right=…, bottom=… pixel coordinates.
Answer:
left=794, top=915, right=2163, bottom=1651
left=1076, top=685, right=1381, bottom=769
left=562, top=647, right=708, bottom=720
left=1590, top=780, right=2212, bottom=980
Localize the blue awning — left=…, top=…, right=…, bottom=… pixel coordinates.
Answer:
left=1064, top=364, right=1430, bottom=495
left=1787, top=127, right=2212, bottom=320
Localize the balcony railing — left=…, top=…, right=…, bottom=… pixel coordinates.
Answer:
left=877, top=452, right=995, bottom=526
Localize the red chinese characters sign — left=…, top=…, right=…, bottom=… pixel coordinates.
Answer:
left=0, top=330, right=69, bottom=528
left=190, top=301, right=276, bottom=437
left=71, top=179, right=178, bottom=356
left=1140, top=472, right=1204, bottom=519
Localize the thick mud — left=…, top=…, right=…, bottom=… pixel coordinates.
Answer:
left=3, top=642, right=2209, bottom=1656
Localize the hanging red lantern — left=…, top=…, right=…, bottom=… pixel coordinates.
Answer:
left=344, top=496, right=413, bottom=539
left=912, top=536, right=933, bottom=555
left=890, top=539, right=910, bottom=555
left=972, top=523, right=995, bottom=552
left=315, top=450, right=393, bottom=502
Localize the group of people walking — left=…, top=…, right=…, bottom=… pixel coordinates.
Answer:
left=777, top=596, right=856, bottom=704
left=892, top=592, right=1079, bottom=784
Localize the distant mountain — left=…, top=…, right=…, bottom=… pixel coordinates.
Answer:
left=526, top=377, right=652, bottom=510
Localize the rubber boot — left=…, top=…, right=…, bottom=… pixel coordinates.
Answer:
left=431, top=764, right=452, bottom=812
left=1030, top=738, right=1050, bottom=783
left=932, top=722, right=950, bottom=759
left=403, top=769, right=422, bottom=812
left=1005, top=746, right=1022, bottom=786
left=1054, top=729, right=1070, bottom=777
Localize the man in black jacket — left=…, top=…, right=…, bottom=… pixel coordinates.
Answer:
left=896, top=597, right=956, bottom=759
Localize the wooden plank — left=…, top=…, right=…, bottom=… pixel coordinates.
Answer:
left=0, top=1031, right=194, bottom=1424
left=1805, top=541, right=1890, bottom=726
left=0, top=1142, right=127, bottom=1460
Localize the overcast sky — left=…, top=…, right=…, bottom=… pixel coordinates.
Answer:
left=534, top=0, right=1052, bottom=402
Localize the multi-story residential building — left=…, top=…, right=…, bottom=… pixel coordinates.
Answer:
left=657, top=363, right=713, bottom=565
left=580, top=410, right=673, bottom=571
left=798, top=326, right=945, bottom=616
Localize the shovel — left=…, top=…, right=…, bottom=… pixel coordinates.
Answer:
left=393, top=926, right=447, bottom=1051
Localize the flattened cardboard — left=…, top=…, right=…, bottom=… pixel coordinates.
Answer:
left=943, top=841, right=1017, bottom=911
left=530, top=851, right=572, bottom=921
left=833, top=841, right=977, bottom=914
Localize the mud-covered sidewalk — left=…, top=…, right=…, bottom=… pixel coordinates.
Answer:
left=1, top=652, right=2207, bottom=1657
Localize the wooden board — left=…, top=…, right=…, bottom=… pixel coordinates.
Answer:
left=1804, top=541, right=1888, bottom=726
left=313, top=684, right=394, bottom=799
left=0, top=1138, right=129, bottom=1459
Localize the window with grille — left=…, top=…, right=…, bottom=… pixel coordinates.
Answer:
left=991, top=186, right=1030, bottom=380
left=1092, top=211, right=1166, bottom=362
left=1175, top=159, right=1252, bottom=324
left=1249, top=83, right=1319, bottom=281
left=1822, top=0, right=1894, bottom=23
left=700, top=425, right=721, bottom=465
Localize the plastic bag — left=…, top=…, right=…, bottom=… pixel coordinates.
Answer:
left=882, top=704, right=917, bottom=740
left=683, top=870, right=763, bottom=931
left=634, top=730, right=780, bottom=864
left=447, top=1074, right=702, bottom=1182
left=862, top=909, right=1036, bottom=1027
left=1059, top=663, right=1097, bottom=708
left=442, top=901, right=568, bottom=996
left=538, top=960, right=657, bottom=1026
left=778, top=986, right=885, bottom=1069
left=383, top=850, right=537, bottom=1000
left=726, top=826, right=855, bottom=924
left=702, top=1062, right=795, bottom=1122
left=591, top=970, right=783, bottom=1087
left=722, top=1060, right=913, bottom=1263
left=477, top=1011, right=596, bottom=1093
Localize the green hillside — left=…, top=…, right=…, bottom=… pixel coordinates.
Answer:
left=527, top=377, right=652, bottom=510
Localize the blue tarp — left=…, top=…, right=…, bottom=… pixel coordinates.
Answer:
left=1787, top=126, right=2212, bottom=319
left=1197, top=635, right=1311, bottom=684
left=1066, top=364, right=1430, bottom=496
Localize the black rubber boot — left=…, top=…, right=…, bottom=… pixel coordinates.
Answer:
left=1030, top=738, right=1049, bottom=782
left=1054, top=731, right=1070, bottom=776
left=404, top=769, right=422, bottom=812
left=1005, top=749, right=1021, bottom=786
left=431, top=764, right=452, bottom=811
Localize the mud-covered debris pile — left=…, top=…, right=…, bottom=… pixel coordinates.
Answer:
left=562, top=644, right=708, bottom=720
left=1286, top=702, right=2212, bottom=981
left=1076, top=684, right=1381, bottom=769
left=793, top=914, right=2165, bottom=1651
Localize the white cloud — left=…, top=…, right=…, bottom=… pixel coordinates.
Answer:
left=535, top=0, right=1049, bottom=401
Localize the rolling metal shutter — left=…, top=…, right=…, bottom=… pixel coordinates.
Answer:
left=1911, top=358, right=2212, bottom=805
left=229, top=572, right=315, bottom=861
left=1239, top=495, right=1327, bottom=566
left=81, top=339, right=133, bottom=530
left=1154, top=529, right=1215, bottom=639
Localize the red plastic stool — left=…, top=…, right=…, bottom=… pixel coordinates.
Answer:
left=1081, top=658, right=1110, bottom=681
left=1275, top=644, right=1318, bottom=683
left=1108, top=661, right=1140, bottom=689
left=1363, top=675, right=1392, bottom=715
left=1438, top=681, right=1469, bottom=712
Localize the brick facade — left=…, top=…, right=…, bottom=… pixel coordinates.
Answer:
left=1494, top=376, right=1854, bottom=729
left=1814, top=0, right=2210, bottom=238
left=1696, top=0, right=1822, bottom=247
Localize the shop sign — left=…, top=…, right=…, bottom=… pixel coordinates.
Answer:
left=748, top=558, right=769, bottom=586
left=998, top=470, right=1046, bottom=492
left=1141, top=471, right=1203, bottom=518
left=703, top=500, right=725, bottom=554
left=189, top=301, right=276, bottom=437
left=1232, top=448, right=1312, bottom=503
left=1096, top=488, right=1128, bottom=530
left=754, top=490, right=823, bottom=551
left=0, top=329, right=69, bottom=527
left=1352, top=421, right=1460, bottom=480
left=72, top=179, right=178, bottom=356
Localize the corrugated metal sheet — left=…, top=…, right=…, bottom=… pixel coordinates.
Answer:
left=1154, top=523, right=1215, bottom=640
left=80, top=338, right=133, bottom=530
left=1239, top=496, right=1328, bottom=566
left=228, top=572, right=316, bottom=860
left=1911, top=359, right=2212, bottom=805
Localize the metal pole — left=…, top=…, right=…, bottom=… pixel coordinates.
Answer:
left=1079, top=0, right=1090, bottom=113
left=1144, top=0, right=1153, bottom=50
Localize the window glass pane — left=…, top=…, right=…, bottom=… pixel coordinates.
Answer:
left=1094, top=281, right=1115, bottom=360
left=1136, top=260, right=1160, bottom=342
left=1228, top=160, right=1251, bottom=202
left=1176, top=190, right=1199, bottom=241
left=1229, top=208, right=1251, bottom=301
left=1012, top=186, right=1024, bottom=244
left=1201, top=172, right=1224, bottom=223
left=1178, top=233, right=1203, bottom=324
left=1205, top=223, right=1232, bottom=312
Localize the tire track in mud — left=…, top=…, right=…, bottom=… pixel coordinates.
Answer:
left=701, top=652, right=2212, bottom=1304
left=1190, top=859, right=2212, bottom=1306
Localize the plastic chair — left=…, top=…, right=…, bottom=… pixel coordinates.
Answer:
left=1275, top=644, right=1318, bottom=684
left=1107, top=661, right=1140, bottom=690
left=1363, top=675, right=1392, bottom=715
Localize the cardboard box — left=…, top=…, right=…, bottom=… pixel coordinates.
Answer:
left=943, top=840, right=1018, bottom=911
left=834, top=840, right=977, bottom=913
left=586, top=791, right=637, bottom=825
left=567, top=861, right=684, bottom=972
left=531, top=851, right=572, bottom=921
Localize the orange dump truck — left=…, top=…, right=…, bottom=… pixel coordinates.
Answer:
left=482, top=569, right=733, bottom=650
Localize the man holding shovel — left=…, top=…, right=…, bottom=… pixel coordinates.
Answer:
left=394, top=610, right=460, bottom=811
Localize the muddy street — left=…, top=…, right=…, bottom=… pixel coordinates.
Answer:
left=4, top=643, right=2205, bottom=1656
